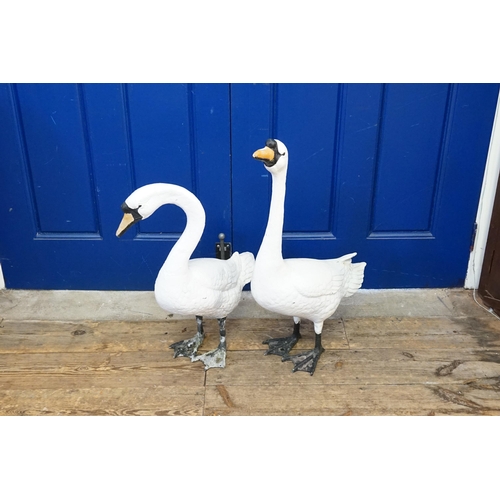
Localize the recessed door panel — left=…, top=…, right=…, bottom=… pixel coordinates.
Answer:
left=15, top=84, right=99, bottom=235
left=371, top=84, right=450, bottom=234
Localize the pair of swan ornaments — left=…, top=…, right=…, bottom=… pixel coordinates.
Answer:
left=116, top=139, right=365, bottom=375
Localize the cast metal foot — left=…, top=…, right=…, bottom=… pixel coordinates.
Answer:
left=263, top=334, right=300, bottom=358
left=169, top=331, right=204, bottom=358
left=263, top=320, right=301, bottom=358
left=192, top=346, right=227, bottom=370
left=282, top=346, right=325, bottom=375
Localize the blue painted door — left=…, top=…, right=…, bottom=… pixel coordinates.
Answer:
left=0, top=83, right=498, bottom=289
left=0, top=84, right=231, bottom=289
left=231, top=83, right=499, bottom=288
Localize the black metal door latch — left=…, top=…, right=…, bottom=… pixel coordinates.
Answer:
left=215, top=233, right=232, bottom=260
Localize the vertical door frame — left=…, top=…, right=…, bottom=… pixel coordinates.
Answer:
left=465, top=90, right=500, bottom=289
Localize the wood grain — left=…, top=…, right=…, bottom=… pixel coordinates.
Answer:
left=0, top=318, right=347, bottom=353
left=206, top=349, right=500, bottom=386
left=0, top=387, right=204, bottom=416
left=0, top=315, right=499, bottom=416
left=0, top=351, right=205, bottom=390
left=344, top=316, right=500, bottom=350
left=204, top=383, right=500, bottom=416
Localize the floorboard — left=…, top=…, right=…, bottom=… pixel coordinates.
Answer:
left=204, top=383, right=500, bottom=416
left=0, top=387, right=204, bottom=416
left=1, top=314, right=499, bottom=416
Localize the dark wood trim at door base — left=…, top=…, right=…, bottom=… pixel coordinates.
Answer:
left=479, top=174, right=500, bottom=315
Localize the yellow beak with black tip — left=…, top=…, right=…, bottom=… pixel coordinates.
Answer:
left=253, top=146, right=275, bottom=162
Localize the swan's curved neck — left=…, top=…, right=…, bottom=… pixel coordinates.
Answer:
left=153, top=185, right=205, bottom=274
left=258, top=168, right=287, bottom=264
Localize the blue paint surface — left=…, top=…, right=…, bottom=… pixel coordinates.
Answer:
left=0, top=83, right=497, bottom=289
left=231, top=83, right=499, bottom=288
left=0, top=84, right=231, bottom=290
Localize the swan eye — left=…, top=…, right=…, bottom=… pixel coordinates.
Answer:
left=121, top=202, right=143, bottom=221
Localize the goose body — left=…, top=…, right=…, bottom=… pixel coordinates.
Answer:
left=116, top=183, right=254, bottom=369
left=252, top=139, right=366, bottom=374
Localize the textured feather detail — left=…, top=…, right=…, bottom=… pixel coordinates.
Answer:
left=343, top=261, right=366, bottom=297
left=338, top=252, right=357, bottom=262
left=158, top=254, right=254, bottom=318
left=251, top=253, right=366, bottom=323
left=286, top=252, right=360, bottom=299
left=238, top=251, right=255, bottom=286
left=188, top=258, right=241, bottom=292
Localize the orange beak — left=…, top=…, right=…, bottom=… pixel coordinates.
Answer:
left=253, top=146, right=275, bottom=162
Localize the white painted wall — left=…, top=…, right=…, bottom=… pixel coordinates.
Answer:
left=465, top=91, right=500, bottom=289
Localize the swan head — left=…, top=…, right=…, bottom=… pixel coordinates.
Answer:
left=116, top=183, right=204, bottom=237
left=116, top=184, right=162, bottom=237
left=253, top=139, right=288, bottom=173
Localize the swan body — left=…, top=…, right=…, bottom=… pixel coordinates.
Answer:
left=252, top=139, right=366, bottom=375
left=155, top=252, right=253, bottom=319
left=117, top=183, right=254, bottom=369
left=251, top=253, right=364, bottom=323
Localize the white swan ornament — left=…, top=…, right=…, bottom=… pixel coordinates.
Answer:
left=251, top=139, right=366, bottom=375
left=116, top=183, right=255, bottom=370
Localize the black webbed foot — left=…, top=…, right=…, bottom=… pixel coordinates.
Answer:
left=263, top=334, right=300, bottom=358
left=283, top=346, right=325, bottom=375
left=263, top=321, right=301, bottom=358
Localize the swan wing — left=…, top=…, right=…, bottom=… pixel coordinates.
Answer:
left=188, top=253, right=244, bottom=293
left=286, top=253, right=360, bottom=298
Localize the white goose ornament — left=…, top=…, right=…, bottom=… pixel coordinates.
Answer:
left=116, top=183, right=255, bottom=370
left=252, top=139, right=366, bottom=375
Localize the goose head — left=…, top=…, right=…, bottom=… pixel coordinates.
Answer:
left=253, top=139, right=288, bottom=174
left=116, top=183, right=168, bottom=237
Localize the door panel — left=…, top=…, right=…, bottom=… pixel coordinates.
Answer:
left=370, top=84, right=450, bottom=233
left=15, top=84, right=100, bottom=235
left=125, top=84, right=195, bottom=234
left=275, top=83, right=340, bottom=234
left=0, top=83, right=231, bottom=290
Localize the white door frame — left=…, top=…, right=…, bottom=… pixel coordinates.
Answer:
left=465, top=90, right=500, bottom=289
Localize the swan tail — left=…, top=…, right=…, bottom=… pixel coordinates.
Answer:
left=239, top=252, right=255, bottom=286
left=339, top=252, right=357, bottom=262
left=344, top=261, right=366, bottom=298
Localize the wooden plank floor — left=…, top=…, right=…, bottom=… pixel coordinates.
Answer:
left=1, top=315, right=500, bottom=415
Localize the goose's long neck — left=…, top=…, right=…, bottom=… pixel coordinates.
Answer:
left=258, top=169, right=287, bottom=264
left=157, top=186, right=205, bottom=275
